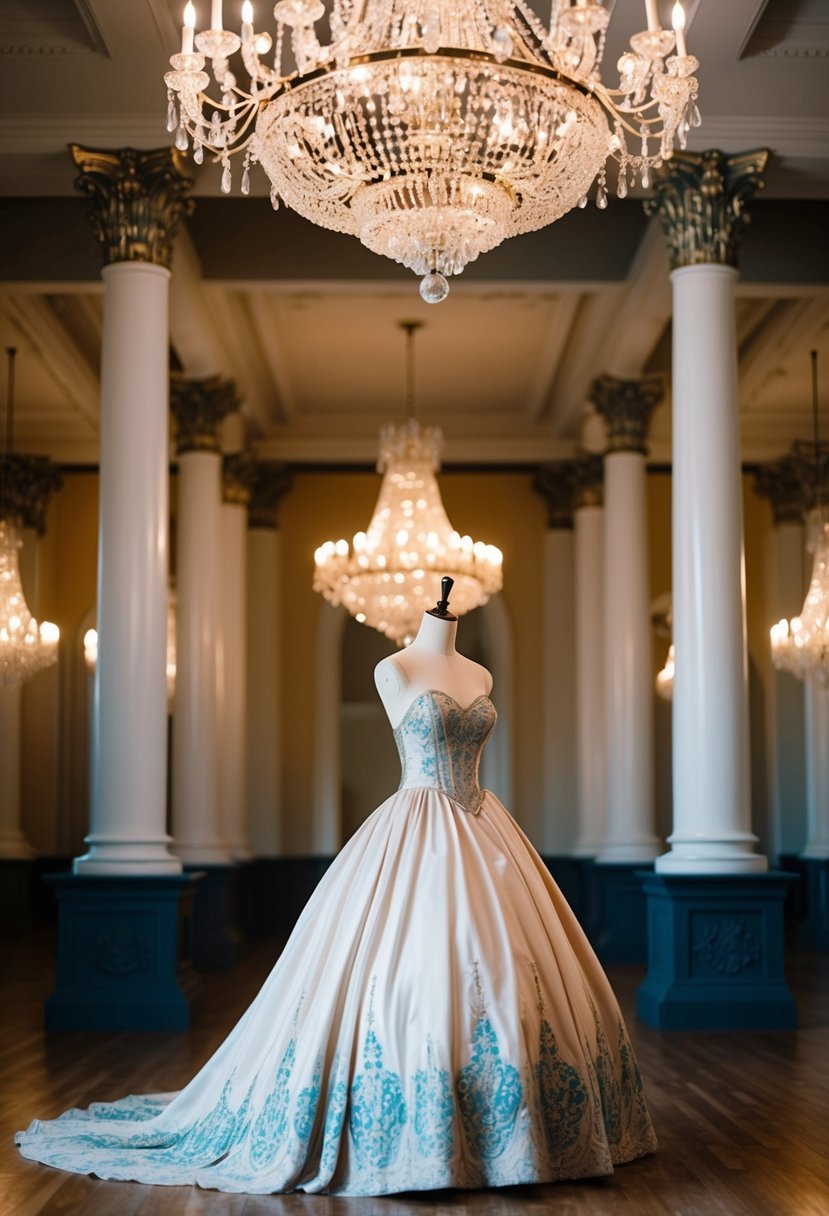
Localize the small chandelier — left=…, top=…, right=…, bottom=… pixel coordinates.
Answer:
left=164, top=0, right=700, bottom=302
left=771, top=352, right=829, bottom=689
left=656, top=642, right=674, bottom=701
left=84, top=589, right=178, bottom=704
left=0, top=348, right=59, bottom=688
left=313, top=321, right=502, bottom=644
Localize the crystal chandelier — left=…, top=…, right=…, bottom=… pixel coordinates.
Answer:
left=84, top=589, right=178, bottom=704
left=0, top=348, right=59, bottom=688
left=164, top=0, right=700, bottom=302
left=770, top=352, right=829, bottom=689
left=313, top=322, right=502, bottom=643
left=655, top=642, right=674, bottom=700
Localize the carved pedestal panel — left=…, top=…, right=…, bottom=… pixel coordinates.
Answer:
left=45, top=874, right=202, bottom=1030
left=636, top=872, right=797, bottom=1030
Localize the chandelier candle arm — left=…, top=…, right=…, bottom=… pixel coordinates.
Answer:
left=163, top=0, right=701, bottom=298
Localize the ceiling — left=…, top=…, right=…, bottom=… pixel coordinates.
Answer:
left=0, top=0, right=828, bottom=467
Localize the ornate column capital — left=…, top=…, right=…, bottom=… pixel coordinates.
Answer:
left=171, top=376, right=240, bottom=455
left=572, top=454, right=604, bottom=509
left=533, top=461, right=577, bottom=529
left=753, top=455, right=807, bottom=525
left=589, top=375, right=663, bottom=454
left=0, top=454, right=63, bottom=535
left=69, top=145, right=194, bottom=269
left=222, top=452, right=257, bottom=507
left=248, top=462, right=294, bottom=529
left=646, top=148, right=769, bottom=270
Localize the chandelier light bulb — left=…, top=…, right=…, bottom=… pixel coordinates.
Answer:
left=164, top=0, right=701, bottom=298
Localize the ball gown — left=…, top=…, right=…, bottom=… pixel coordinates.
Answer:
left=17, top=687, right=657, bottom=1195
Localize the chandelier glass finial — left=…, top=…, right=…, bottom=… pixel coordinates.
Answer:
left=164, top=0, right=701, bottom=300
left=313, top=323, right=502, bottom=644
left=1, top=347, right=59, bottom=688
left=770, top=351, right=829, bottom=689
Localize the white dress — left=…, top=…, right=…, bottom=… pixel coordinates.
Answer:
left=17, top=689, right=657, bottom=1196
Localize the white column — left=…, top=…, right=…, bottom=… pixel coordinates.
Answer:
left=247, top=525, right=282, bottom=855
left=172, top=444, right=231, bottom=865
left=591, top=378, right=662, bottom=864
left=533, top=464, right=578, bottom=855
left=803, top=685, right=829, bottom=859
left=659, top=264, right=765, bottom=873
left=75, top=261, right=179, bottom=875
left=0, top=688, right=29, bottom=857
left=573, top=479, right=606, bottom=857
left=218, top=464, right=251, bottom=861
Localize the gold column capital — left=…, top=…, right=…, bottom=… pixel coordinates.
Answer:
left=222, top=452, right=257, bottom=507
left=247, top=462, right=294, bottom=529
left=533, top=461, right=578, bottom=530
left=590, top=375, right=664, bottom=454
left=171, top=375, right=240, bottom=455
left=0, top=454, right=63, bottom=535
left=646, top=148, right=769, bottom=270
left=755, top=445, right=829, bottom=525
left=69, top=144, right=194, bottom=269
left=572, top=454, right=605, bottom=510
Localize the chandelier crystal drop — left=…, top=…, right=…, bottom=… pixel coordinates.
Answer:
left=0, top=520, right=59, bottom=688
left=771, top=511, right=829, bottom=690
left=164, top=0, right=701, bottom=300
left=314, top=418, right=502, bottom=645
left=770, top=352, right=829, bottom=689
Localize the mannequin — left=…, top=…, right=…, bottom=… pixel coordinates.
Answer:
left=374, top=577, right=492, bottom=727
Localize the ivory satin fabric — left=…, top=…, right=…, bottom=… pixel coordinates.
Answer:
left=17, top=690, right=657, bottom=1195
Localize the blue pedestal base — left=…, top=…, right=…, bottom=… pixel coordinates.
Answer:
left=542, top=856, right=587, bottom=924
left=187, top=864, right=242, bottom=970
left=590, top=862, right=651, bottom=964
left=636, top=871, right=797, bottom=1031
left=45, top=873, right=202, bottom=1031
left=798, top=857, right=829, bottom=951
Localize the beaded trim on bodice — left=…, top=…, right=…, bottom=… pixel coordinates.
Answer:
left=392, top=689, right=497, bottom=814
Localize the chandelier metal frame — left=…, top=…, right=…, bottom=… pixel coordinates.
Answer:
left=164, top=0, right=700, bottom=300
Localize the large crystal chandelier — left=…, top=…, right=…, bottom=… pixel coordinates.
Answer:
left=313, top=322, right=502, bottom=643
left=0, top=349, right=59, bottom=688
left=770, top=352, right=829, bottom=689
left=164, top=0, right=700, bottom=301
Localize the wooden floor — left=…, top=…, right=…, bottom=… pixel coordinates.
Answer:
left=2, top=929, right=828, bottom=1216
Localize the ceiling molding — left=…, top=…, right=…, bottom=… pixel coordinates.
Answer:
left=685, top=115, right=829, bottom=160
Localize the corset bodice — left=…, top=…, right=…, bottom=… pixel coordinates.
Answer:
left=392, top=689, right=497, bottom=814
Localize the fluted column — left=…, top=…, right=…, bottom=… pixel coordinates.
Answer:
left=571, top=456, right=606, bottom=858
left=170, top=377, right=237, bottom=865
left=246, top=464, right=293, bottom=856
left=218, top=451, right=255, bottom=861
left=650, top=148, right=769, bottom=874
left=754, top=457, right=808, bottom=861
left=592, top=375, right=663, bottom=863
left=71, top=146, right=192, bottom=875
left=533, top=463, right=578, bottom=855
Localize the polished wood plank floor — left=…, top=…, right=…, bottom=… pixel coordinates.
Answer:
left=2, top=928, right=828, bottom=1216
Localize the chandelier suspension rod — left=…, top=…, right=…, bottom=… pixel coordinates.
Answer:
left=400, top=321, right=422, bottom=422
left=811, top=349, right=822, bottom=514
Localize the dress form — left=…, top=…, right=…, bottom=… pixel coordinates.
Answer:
left=375, top=580, right=492, bottom=728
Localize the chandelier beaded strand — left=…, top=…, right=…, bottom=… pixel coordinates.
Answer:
left=771, top=351, right=829, bottom=689
left=0, top=348, right=59, bottom=687
left=164, top=0, right=701, bottom=301
left=313, top=321, right=502, bottom=644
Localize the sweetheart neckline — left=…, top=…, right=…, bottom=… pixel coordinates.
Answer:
left=392, top=688, right=494, bottom=732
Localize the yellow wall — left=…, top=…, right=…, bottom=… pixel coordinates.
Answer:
left=19, top=465, right=792, bottom=860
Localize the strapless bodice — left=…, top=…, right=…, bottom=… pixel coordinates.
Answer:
left=392, top=689, right=496, bottom=814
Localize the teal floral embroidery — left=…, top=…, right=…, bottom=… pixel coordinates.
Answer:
left=249, top=1040, right=296, bottom=1169
left=160, top=1075, right=252, bottom=1163
left=294, top=1059, right=322, bottom=1143
left=413, top=1040, right=454, bottom=1161
left=319, top=1068, right=348, bottom=1175
left=534, top=1019, right=587, bottom=1155
left=350, top=1027, right=408, bottom=1169
left=393, top=690, right=496, bottom=814
left=458, top=1015, right=522, bottom=1159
